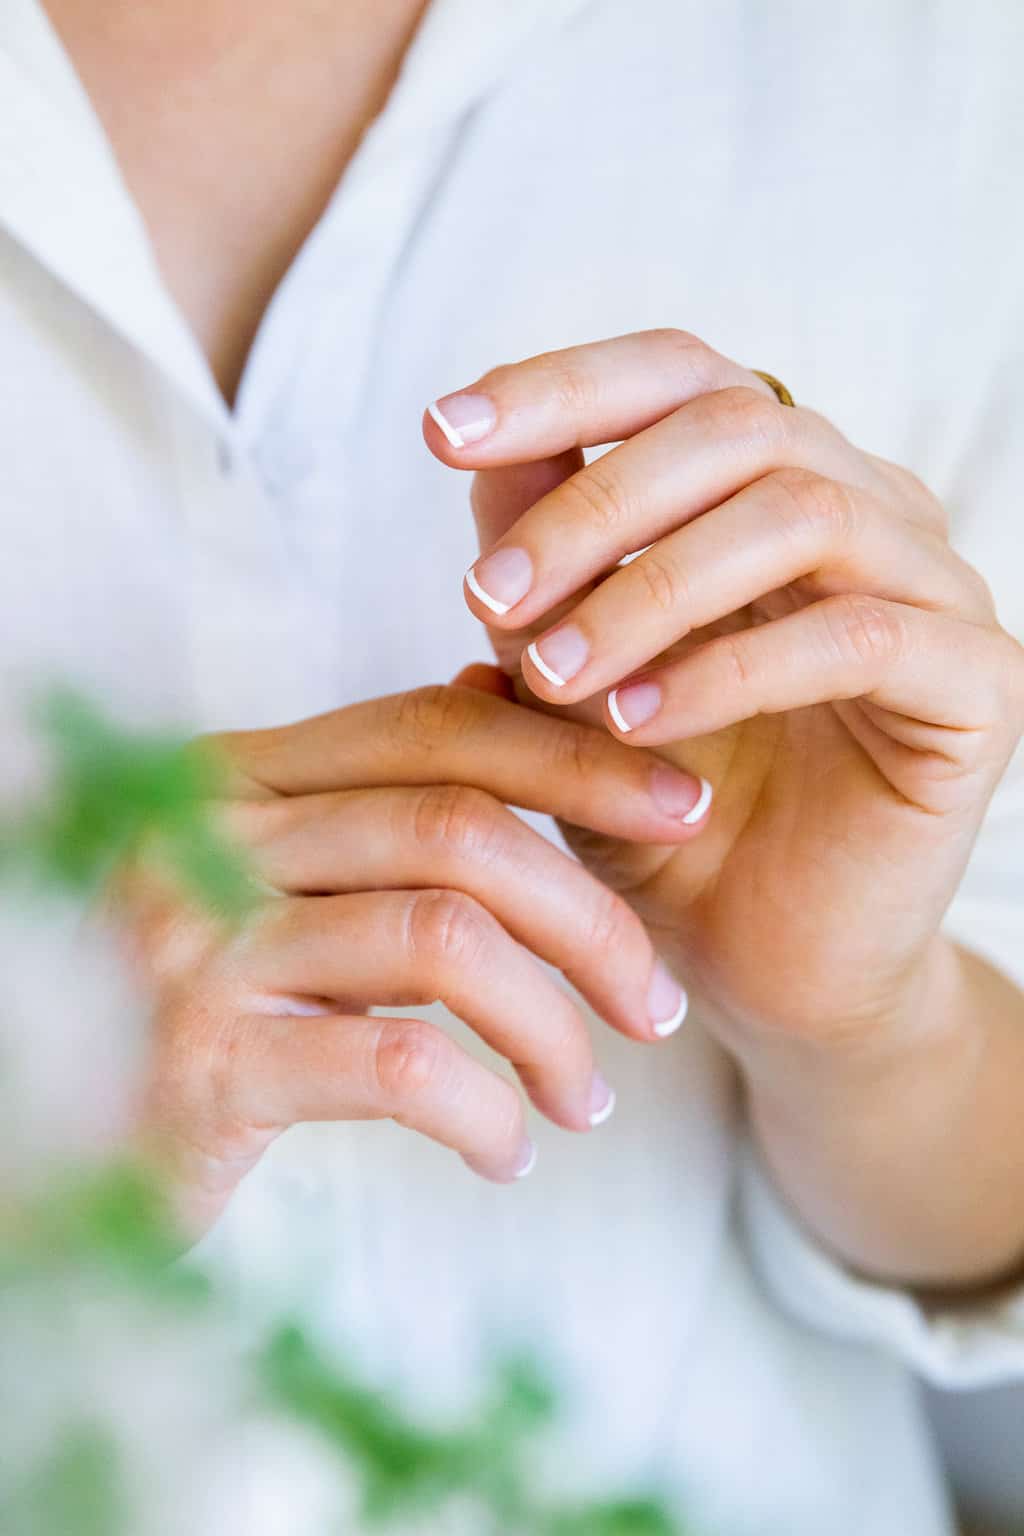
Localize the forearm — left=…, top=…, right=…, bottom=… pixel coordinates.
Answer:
left=733, top=936, right=1024, bottom=1290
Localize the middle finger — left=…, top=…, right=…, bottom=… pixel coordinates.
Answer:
left=225, top=784, right=684, bottom=1043
left=462, top=385, right=873, bottom=632
left=520, top=469, right=984, bottom=704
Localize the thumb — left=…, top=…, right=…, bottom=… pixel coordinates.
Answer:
left=470, top=453, right=585, bottom=676
left=470, top=452, right=583, bottom=554
left=449, top=662, right=516, bottom=700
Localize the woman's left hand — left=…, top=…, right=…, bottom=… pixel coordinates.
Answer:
left=423, top=329, right=1024, bottom=1059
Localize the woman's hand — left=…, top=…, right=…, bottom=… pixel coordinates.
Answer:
left=124, top=684, right=706, bottom=1238
left=424, top=330, right=1024, bottom=1284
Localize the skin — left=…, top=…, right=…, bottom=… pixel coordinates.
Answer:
left=423, top=328, right=1024, bottom=1288
left=129, top=686, right=706, bottom=1236
left=43, top=0, right=432, bottom=401
left=44, top=4, right=1024, bottom=1288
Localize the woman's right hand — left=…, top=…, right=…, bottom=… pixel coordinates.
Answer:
left=125, top=681, right=708, bottom=1237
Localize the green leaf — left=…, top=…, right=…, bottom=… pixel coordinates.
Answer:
left=0, top=1422, right=126, bottom=1536
left=0, top=687, right=258, bottom=918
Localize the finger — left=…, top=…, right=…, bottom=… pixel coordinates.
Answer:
left=245, top=890, right=625, bottom=1132
left=520, top=469, right=991, bottom=704
left=471, top=453, right=585, bottom=549
left=450, top=662, right=516, bottom=699
left=458, top=385, right=881, bottom=632
left=602, top=596, right=1019, bottom=794
left=423, top=328, right=774, bottom=463
left=225, top=1010, right=536, bottom=1183
left=226, top=785, right=677, bottom=1042
left=469, top=453, right=587, bottom=672
left=218, top=684, right=710, bottom=842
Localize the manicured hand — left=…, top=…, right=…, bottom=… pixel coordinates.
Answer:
left=425, top=330, right=1024, bottom=1052
left=123, top=685, right=705, bottom=1235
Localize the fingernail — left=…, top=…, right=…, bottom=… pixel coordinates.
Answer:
left=513, top=1139, right=538, bottom=1179
left=429, top=393, right=497, bottom=449
left=650, top=764, right=714, bottom=825
left=527, top=626, right=589, bottom=687
left=648, top=960, right=688, bottom=1037
left=466, top=547, right=533, bottom=616
left=588, top=1071, right=616, bottom=1128
left=608, top=682, right=663, bottom=733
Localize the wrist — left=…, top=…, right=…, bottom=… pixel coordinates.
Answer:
left=716, top=934, right=962, bottom=1105
left=730, top=937, right=1017, bottom=1286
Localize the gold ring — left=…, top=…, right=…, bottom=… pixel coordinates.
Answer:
left=751, top=369, right=795, bottom=407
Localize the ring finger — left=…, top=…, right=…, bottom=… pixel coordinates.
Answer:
left=225, top=1008, right=536, bottom=1184
left=243, top=889, right=622, bottom=1134
left=225, top=784, right=681, bottom=1043
left=520, top=467, right=989, bottom=704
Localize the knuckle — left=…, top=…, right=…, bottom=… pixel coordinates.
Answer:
left=633, top=549, right=685, bottom=615
left=560, top=459, right=632, bottom=537
left=581, top=884, right=638, bottom=961
left=406, top=888, right=491, bottom=971
left=718, top=631, right=758, bottom=692
left=201, top=1012, right=259, bottom=1133
left=711, top=384, right=789, bottom=454
left=410, top=784, right=504, bottom=865
left=551, top=720, right=607, bottom=788
left=374, top=1018, right=443, bottom=1104
left=541, top=353, right=601, bottom=419
left=767, top=467, right=860, bottom=548
left=822, top=593, right=904, bottom=669
left=648, top=327, right=719, bottom=389
left=387, top=684, right=480, bottom=754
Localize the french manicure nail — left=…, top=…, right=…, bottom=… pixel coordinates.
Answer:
left=681, top=777, right=713, bottom=825
left=429, top=393, right=497, bottom=449
left=466, top=547, right=533, bottom=616
left=513, top=1139, right=538, bottom=1179
left=647, top=960, right=688, bottom=1037
left=588, top=1071, right=616, bottom=1127
left=608, top=681, right=663, bottom=733
left=650, top=763, right=714, bottom=825
left=527, top=626, right=589, bottom=687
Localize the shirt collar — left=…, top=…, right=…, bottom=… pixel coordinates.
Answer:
left=0, top=0, right=594, bottom=435
left=0, top=0, right=229, bottom=429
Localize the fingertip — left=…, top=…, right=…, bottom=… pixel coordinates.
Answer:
left=424, top=395, right=498, bottom=460
left=605, top=689, right=635, bottom=739
left=450, top=663, right=515, bottom=700
left=462, top=1136, right=537, bottom=1184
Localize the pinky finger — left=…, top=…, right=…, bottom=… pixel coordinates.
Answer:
left=231, top=1010, right=535, bottom=1184
left=606, top=594, right=1015, bottom=768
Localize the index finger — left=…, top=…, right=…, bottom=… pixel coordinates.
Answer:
left=213, top=685, right=711, bottom=842
left=422, top=328, right=775, bottom=464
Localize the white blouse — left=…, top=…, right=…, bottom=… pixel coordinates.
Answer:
left=2, top=0, right=1024, bottom=1530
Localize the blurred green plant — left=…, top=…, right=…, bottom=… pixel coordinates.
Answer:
left=0, top=688, right=256, bottom=916
left=0, top=689, right=688, bottom=1536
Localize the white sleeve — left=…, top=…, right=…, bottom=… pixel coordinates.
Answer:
left=740, top=738, right=1024, bottom=1391
left=740, top=1148, right=1024, bottom=1390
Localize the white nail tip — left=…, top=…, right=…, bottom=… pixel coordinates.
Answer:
left=681, top=777, right=713, bottom=826
left=607, top=689, right=633, bottom=734
left=428, top=400, right=464, bottom=449
left=514, top=1144, right=538, bottom=1180
left=526, top=642, right=566, bottom=687
left=653, top=991, right=689, bottom=1037
left=465, top=566, right=510, bottom=616
left=589, top=1089, right=617, bottom=1128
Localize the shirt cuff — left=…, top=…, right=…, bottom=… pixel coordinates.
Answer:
left=739, top=1142, right=1024, bottom=1390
